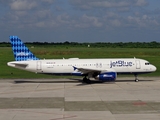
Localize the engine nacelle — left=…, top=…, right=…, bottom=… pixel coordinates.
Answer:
left=96, top=72, right=117, bottom=81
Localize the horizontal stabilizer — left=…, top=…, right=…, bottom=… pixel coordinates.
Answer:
left=7, top=62, right=28, bottom=68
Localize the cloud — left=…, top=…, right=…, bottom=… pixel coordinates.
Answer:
left=111, top=19, right=121, bottom=27
left=0, top=0, right=158, bottom=30
left=127, top=15, right=160, bottom=29
left=89, top=1, right=130, bottom=8
left=10, top=0, right=37, bottom=11
left=0, top=0, right=160, bottom=42
left=41, top=0, right=55, bottom=4
left=69, top=0, right=148, bottom=10
left=135, top=0, right=148, bottom=6
left=81, top=14, right=102, bottom=27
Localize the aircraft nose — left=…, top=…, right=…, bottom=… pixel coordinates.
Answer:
left=152, top=65, right=157, bottom=71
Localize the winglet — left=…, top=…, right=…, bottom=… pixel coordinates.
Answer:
left=9, top=36, right=39, bottom=61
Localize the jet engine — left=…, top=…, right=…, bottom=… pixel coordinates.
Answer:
left=95, top=72, right=117, bottom=81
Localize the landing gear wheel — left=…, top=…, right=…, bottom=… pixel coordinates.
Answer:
left=135, top=79, right=139, bottom=82
left=83, top=77, right=91, bottom=84
left=83, top=77, right=87, bottom=83
left=86, top=79, right=91, bottom=84
left=134, top=74, right=139, bottom=82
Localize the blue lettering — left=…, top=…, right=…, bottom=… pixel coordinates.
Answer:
left=118, top=61, right=122, bottom=67
left=110, top=60, right=133, bottom=68
left=129, top=62, right=132, bottom=66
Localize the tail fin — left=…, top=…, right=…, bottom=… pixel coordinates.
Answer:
left=9, top=36, right=39, bottom=61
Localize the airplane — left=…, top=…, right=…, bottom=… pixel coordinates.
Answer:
left=7, top=36, right=157, bottom=83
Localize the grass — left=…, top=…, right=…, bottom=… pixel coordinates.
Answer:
left=0, top=46, right=159, bottom=78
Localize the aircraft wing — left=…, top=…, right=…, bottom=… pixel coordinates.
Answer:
left=73, top=66, right=114, bottom=75
left=76, top=67, right=101, bottom=74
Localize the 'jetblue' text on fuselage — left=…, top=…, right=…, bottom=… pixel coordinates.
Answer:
left=110, top=60, right=133, bottom=68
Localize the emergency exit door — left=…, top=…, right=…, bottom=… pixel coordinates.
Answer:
left=37, top=61, right=42, bottom=70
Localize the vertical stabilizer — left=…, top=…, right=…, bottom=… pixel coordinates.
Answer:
left=9, top=36, right=39, bottom=61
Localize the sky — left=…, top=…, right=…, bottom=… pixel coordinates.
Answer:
left=0, top=0, right=160, bottom=42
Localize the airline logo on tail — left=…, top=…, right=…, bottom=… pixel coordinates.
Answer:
left=16, top=52, right=31, bottom=56
left=10, top=36, right=39, bottom=61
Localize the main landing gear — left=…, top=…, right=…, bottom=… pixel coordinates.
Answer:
left=83, top=76, right=91, bottom=84
left=134, top=74, right=139, bottom=82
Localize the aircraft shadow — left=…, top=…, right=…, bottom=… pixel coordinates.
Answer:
left=13, top=79, right=111, bottom=86
left=70, top=78, right=115, bottom=86
left=13, top=80, right=81, bottom=84
left=13, top=78, right=154, bottom=85
left=116, top=79, right=154, bottom=82
left=70, top=78, right=155, bottom=85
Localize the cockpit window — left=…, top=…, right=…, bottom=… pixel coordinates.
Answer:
left=145, top=63, right=150, bottom=65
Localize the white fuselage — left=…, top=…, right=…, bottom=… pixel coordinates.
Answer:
left=7, top=58, right=156, bottom=75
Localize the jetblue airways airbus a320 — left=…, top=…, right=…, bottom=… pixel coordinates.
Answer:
left=7, top=36, right=157, bottom=83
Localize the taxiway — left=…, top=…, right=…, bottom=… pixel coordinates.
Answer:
left=0, top=77, right=160, bottom=120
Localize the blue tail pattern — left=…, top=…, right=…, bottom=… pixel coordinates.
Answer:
left=10, top=36, right=39, bottom=61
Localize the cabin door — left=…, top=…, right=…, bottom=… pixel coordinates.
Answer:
left=37, top=61, right=42, bottom=70
left=135, top=60, right=141, bottom=69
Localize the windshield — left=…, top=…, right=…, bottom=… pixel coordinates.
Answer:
left=145, top=62, right=150, bottom=65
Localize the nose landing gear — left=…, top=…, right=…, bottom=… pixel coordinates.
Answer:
left=134, top=74, right=139, bottom=82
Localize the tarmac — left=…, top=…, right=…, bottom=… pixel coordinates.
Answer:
left=0, top=77, right=160, bottom=120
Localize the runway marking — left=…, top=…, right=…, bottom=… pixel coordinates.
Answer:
left=8, top=109, right=63, bottom=115
left=8, top=110, right=77, bottom=120
left=50, top=115, right=77, bottom=120
left=0, top=81, right=95, bottom=95
left=2, top=109, right=77, bottom=119
left=0, top=85, right=87, bottom=95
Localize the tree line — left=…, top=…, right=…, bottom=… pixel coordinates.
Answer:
left=0, top=41, right=160, bottom=48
